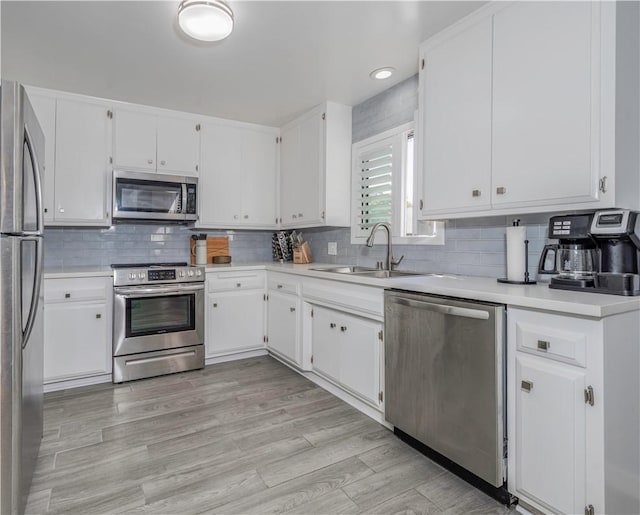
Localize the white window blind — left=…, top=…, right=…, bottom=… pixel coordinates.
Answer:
left=354, top=139, right=395, bottom=234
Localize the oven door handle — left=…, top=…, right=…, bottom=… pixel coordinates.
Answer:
left=114, top=284, right=204, bottom=297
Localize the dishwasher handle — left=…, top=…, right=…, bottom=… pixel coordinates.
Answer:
left=389, top=296, right=490, bottom=320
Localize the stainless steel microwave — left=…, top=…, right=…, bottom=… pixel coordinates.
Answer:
left=112, top=170, right=198, bottom=223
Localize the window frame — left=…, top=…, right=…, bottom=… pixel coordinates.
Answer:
left=350, top=122, right=444, bottom=246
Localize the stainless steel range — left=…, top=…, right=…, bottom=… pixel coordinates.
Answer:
left=111, top=262, right=205, bottom=383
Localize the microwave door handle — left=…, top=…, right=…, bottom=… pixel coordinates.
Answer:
left=181, top=183, right=187, bottom=214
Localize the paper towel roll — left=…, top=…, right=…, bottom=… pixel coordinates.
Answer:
left=506, top=225, right=526, bottom=282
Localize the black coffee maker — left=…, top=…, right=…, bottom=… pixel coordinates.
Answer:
left=589, top=209, right=640, bottom=296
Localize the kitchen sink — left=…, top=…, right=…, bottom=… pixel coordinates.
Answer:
left=311, top=266, right=427, bottom=278
left=311, top=266, right=378, bottom=274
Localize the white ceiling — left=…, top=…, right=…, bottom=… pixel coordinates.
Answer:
left=2, top=1, right=485, bottom=126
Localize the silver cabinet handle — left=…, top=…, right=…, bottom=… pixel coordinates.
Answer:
left=96, top=313, right=102, bottom=319
left=160, top=160, right=166, bottom=166
left=236, top=283, right=241, bottom=288
left=64, top=293, right=71, bottom=299
left=244, top=215, right=249, bottom=219
left=290, top=307, right=296, bottom=312
left=292, top=214, right=297, bottom=219
left=537, top=340, right=550, bottom=351
left=521, top=380, right=533, bottom=393
left=340, top=326, right=347, bottom=332
left=277, top=284, right=283, bottom=289
left=234, top=215, right=239, bottom=219
left=330, top=323, right=336, bottom=328
left=213, top=303, right=218, bottom=308
left=298, top=213, right=303, bottom=217
left=147, top=159, right=153, bottom=164
left=472, top=190, right=481, bottom=197
left=389, top=297, right=490, bottom=320
left=496, top=187, right=507, bottom=195
left=59, top=207, right=65, bottom=213
left=44, top=208, right=48, bottom=213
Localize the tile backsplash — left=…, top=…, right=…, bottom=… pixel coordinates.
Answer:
left=43, top=225, right=272, bottom=270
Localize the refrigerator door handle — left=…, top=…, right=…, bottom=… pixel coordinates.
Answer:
left=22, top=124, right=44, bottom=236
left=21, top=236, right=43, bottom=349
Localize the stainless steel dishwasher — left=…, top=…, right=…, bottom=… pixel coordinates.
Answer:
left=384, top=290, right=508, bottom=498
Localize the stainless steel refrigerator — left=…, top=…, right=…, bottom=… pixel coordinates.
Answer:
left=0, top=81, right=45, bottom=514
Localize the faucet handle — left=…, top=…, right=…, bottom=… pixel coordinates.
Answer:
left=376, top=261, right=384, bottom=270
left=391, top=255, right=405, bottom=269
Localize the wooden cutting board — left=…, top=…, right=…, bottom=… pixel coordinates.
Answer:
left=190, top=237, right=230, bottom=264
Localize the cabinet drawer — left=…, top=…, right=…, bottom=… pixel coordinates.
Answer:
left=267, top=274, right=300, bottom=295
left=44, top=277, right=110, bottom=304
left=207, top=271, right=265, bottom=292
left=511, top=309, right=594, bottom=367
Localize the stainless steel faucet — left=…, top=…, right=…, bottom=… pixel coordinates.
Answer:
left=365, top=222, right=404, bottom=271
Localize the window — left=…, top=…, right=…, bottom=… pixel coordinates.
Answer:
left=351, top=122, right=444, bottom=245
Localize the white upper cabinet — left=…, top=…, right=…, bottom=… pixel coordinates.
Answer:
left=157, top=115, right=200, bottom=176
left=279, top=101, right=352, bottom=229
left=198, top=121, right=278, bottom=229
left=113, top=109, right=157, bottom=171
left=491, top=2, right=596, bottom=207
left=54, top=97, right=112, bottom=225
left=420, top=17, right=492, bottom=214
left=419, top=1, right=636, bottom=219
left=26, top=90, right=57, bottom=223
left=113, top=108, right=200, bottom=176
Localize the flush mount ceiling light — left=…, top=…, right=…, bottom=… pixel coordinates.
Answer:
left=178, top=0, right=234, bottom=42
left=369, top=67, right=395, bottom=80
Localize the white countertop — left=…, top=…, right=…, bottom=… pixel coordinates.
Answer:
left=44, top=262, right=640, bottom=318
left=206, top=262, right=640, bottom=318
left=44, top=266, right=113, bottom=279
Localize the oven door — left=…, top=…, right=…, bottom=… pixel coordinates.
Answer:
left=112, top=171, right=189, bottom=222
left=113, top=283, right=204, bottom=356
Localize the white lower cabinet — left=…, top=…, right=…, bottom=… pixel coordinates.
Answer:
left=311, top=305, right=382, bottom=407
left=205, top=271, right=266, bottom=357
left=267, top=291, right=301, bottom=366
left=507, top=307, right=640, bottom=515
left=43, top=276, right=112, bottom=383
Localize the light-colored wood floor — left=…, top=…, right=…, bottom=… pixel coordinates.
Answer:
left=26, top=356, right=514, bottom=514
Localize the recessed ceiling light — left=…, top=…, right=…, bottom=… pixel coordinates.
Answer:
left=370, top=67, right=395, bottom=80
left=178, top=0, right=234, bottom=42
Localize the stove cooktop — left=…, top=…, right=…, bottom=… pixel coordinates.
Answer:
left=110, top=262, right=189, bottom=269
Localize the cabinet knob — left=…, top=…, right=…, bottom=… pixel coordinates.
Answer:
left=496, top=187, right=507, bottom=195
left=277, top=284, right=283, bottom=289
left=292, top=214, right=297, bottom=219
left=96, top=313, right=102, bottom=319
left=340, top=326, right=347, bottom=332
left=59, top=207, right=65, bottom=213
left=234, top=215, right=239, bottom=220
left=236, top=283, right=241, bottom=287
left=298, top=213, right=303, bottom=218
left=213, top=303, right=218, bottom=308
left=147, top=159, right=153, bottom=165
left=289, top=307, right=296, bottom=312
left=472, top=189, right=481, bottom=197
left=244, top=215, right=249, bottom=219
left=64, top=293, right=71, bottom=299
left=44, top=208, right=48, bottom=213
left=329, top=323, right=336, bottom=328
left=160, top=160, right=166, bottom=166
left=537, top=340, right=550, bottom=351
left=521, top=380, right=533, bottom=393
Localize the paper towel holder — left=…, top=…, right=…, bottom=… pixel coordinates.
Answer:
left=497, top=239, right=537, bottom=285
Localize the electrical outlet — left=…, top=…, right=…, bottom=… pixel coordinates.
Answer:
left=328, top=242, right=338, bottom=256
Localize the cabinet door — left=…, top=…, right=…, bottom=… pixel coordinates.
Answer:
left=514, top=354, right=586, bottom=514
left=279, top=122, right=301, bottom=227
left=206, top=290, right=264, bottom=356
left=54, top=98, right=111, bottom=224
left=492, top=2, right=597, bottom=206
left=113, top=109, right=157, bottom=171
left=44, top=302, right=110, bottom=381
left=312, top=305, right=381, bottom=406
left=157, top=116, right=200, bottom=176
left=296, top=111, right=324, bottom=225
left=198, top=123, right=243, bottom=226
left=267, top=291, right=300, bottom=365
left=27, top=92, right=56, bottom=223
left=420, top=17, right=492, bottom=215
left=242, top=128, right=278, bottom=227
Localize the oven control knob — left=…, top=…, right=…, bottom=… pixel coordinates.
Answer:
left=138, top=272, right=145, bottom=280
left=196, top=270, right=202, bottom=276
left=179, top=271, right=185, bottom=278
left=188, top=270, right=194, bottom=277
left=129, top=273, right=136, bottom=280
